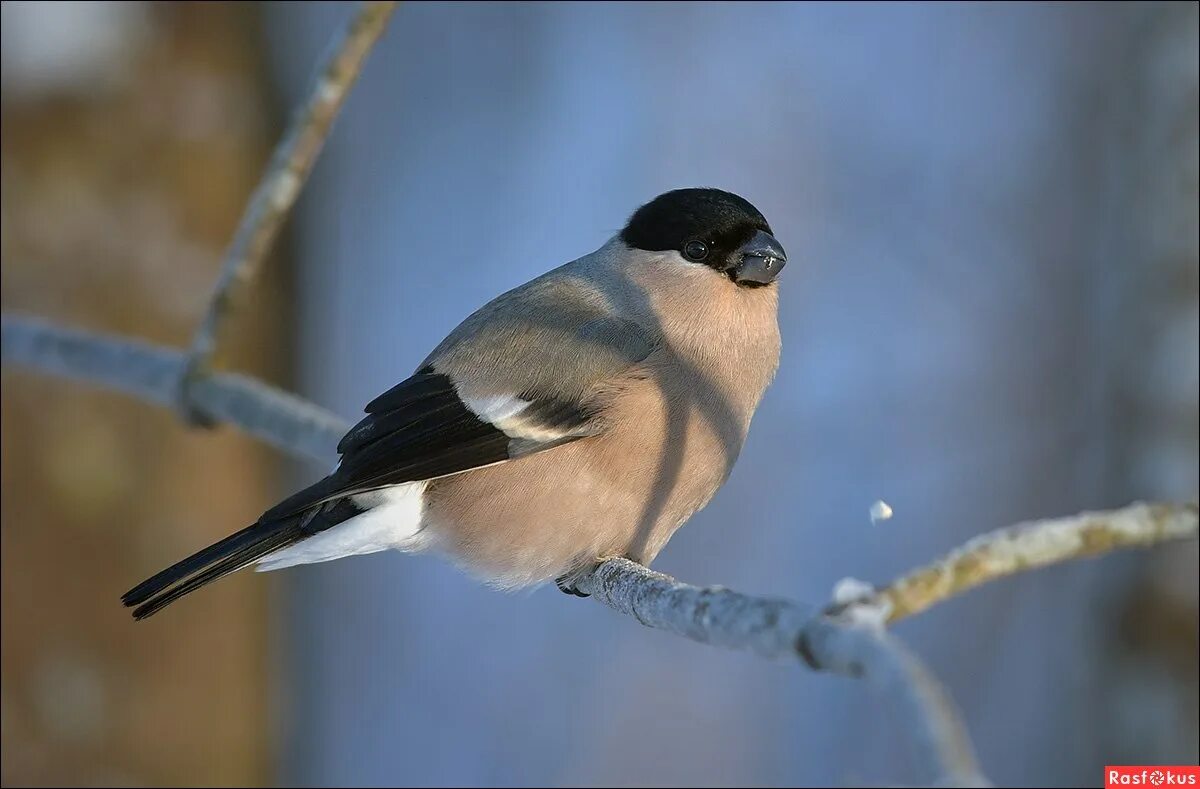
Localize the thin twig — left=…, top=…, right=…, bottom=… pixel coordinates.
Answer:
left=868, top=502, right=1199, bottom=623
left=179, top=0, right=397, bottom=418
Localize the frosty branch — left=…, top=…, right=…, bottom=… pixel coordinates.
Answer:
left=863, top=502, right=1198, bottom=623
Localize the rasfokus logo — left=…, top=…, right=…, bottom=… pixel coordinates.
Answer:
left=1106, top=766, right=1200, bottom=788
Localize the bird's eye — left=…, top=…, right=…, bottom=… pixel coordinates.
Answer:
left=683, top=239, right=710, bottom=261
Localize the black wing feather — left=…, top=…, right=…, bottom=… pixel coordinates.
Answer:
left=362, top=365, right=441, bottom=413
left=264, top=373, right=513, bottom=520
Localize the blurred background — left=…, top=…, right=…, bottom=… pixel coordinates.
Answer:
left=1, top=2, right=1197, bottom=786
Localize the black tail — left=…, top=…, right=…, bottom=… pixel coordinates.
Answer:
left=123, top=481, right=368, bottom=619
left=121, top=515, right=306, bottom=620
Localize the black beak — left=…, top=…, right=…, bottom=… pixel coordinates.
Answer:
left=733, top=230, right=787, bottom=285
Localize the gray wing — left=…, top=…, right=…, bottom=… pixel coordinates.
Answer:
left=423, top=270, right=657, bottom=403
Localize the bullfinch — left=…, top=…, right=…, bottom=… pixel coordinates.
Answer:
left=123, top=188, right=787, bottom=618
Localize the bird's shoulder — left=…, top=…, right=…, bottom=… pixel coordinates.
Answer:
left=420, top=250, right=659, bottom=401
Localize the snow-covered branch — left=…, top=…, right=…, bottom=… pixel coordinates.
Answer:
left=2, top=315, right=346, bottom=464
left=574, top=501, right=1195, bottom=784
left=865, top=502, right=1199, bottom=623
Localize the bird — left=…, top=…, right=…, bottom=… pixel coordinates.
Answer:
left=123, top=188, right=788, bottom=619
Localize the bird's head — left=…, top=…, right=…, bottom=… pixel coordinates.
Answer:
left=620, top=188, right=787, bottom=287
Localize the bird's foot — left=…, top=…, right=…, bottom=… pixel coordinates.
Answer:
left=555, top=576, right=591, bottom=598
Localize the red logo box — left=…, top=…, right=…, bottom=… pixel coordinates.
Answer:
left=1106, top=766, right=1200, bottom=788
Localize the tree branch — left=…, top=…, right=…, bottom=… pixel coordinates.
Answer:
left=577, top=557, right=814, bottom=660
left=180, top=1, right=397, bottom=406
left=867, top=502, right=1200, bottom=623
left=572, top=504, right=1197, bottom=661
left=2, top=315, right=346, bottom=464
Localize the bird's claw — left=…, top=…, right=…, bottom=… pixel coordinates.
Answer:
left=555, top=576, right=590, bottom=598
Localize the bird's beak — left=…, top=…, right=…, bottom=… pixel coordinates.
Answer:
left=732, top=230, right=787, bottom=285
